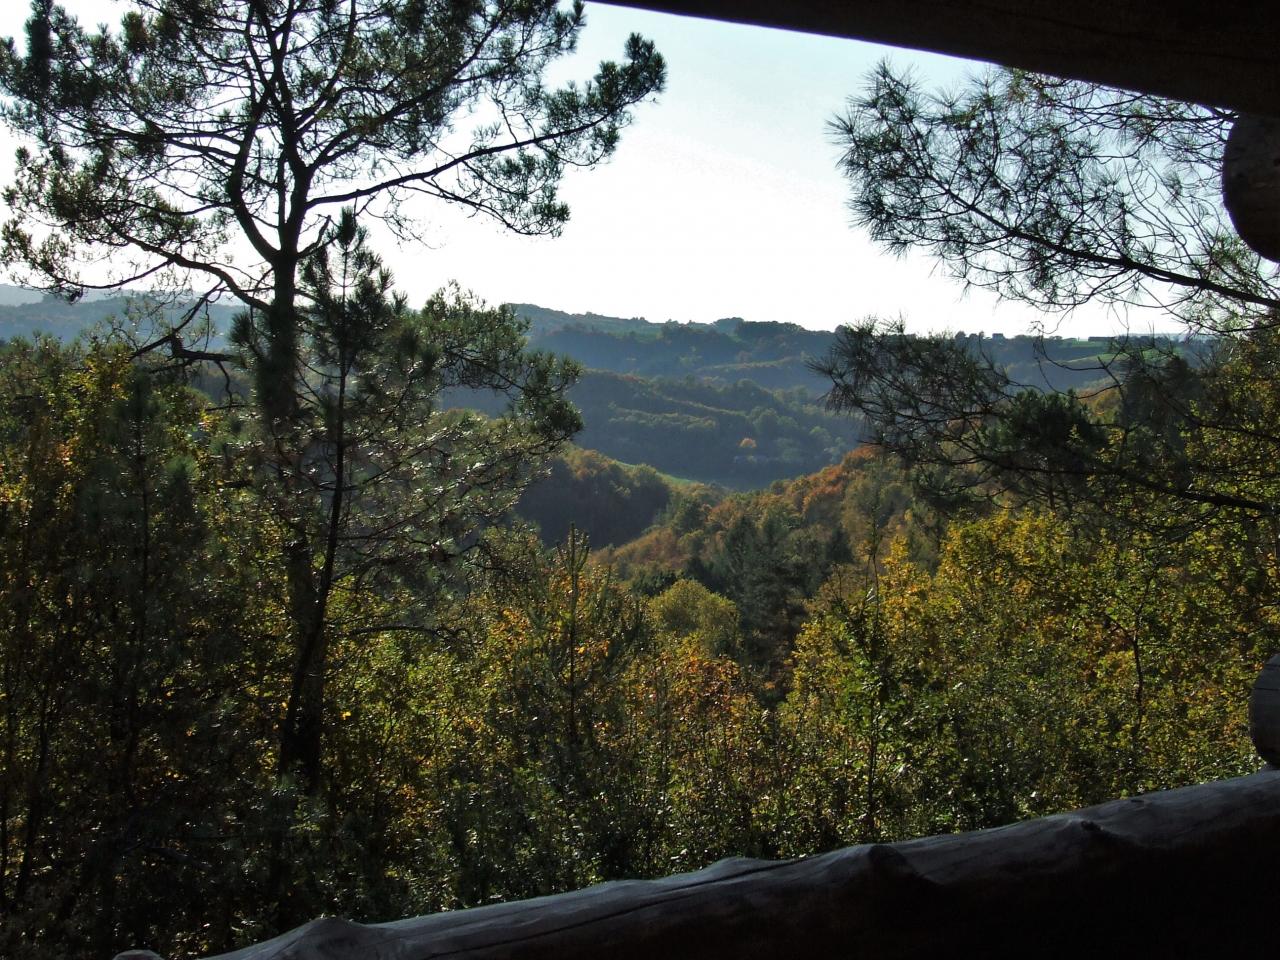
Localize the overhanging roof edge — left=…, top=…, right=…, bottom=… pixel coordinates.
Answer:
left=595, top=0, right=1280, bottom=117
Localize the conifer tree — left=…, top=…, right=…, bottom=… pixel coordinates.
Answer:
left=0, top=0, right=663, bottom=789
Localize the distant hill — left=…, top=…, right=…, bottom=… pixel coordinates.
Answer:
left=0, top=284, right=238, bottom=345
left=511, top=305, right=1138, bottom=397
left=0, top=286, right=1139, bottom=399
left=508, top=302, right=660, bottom=339
left=447, top=369, right=862, bottom=490
left=515, top=446, right=723, bottom=549
left=513, top=305, right=836, bottom=395
left=1, top=287, right=1180, bottom=489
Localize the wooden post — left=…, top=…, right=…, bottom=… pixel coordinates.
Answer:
left=1223, top=118, right=1280, bottom=264
left=1250, top=652, right=1280, bottom=768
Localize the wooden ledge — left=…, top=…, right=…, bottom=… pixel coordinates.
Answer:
left=204, top=769, right=1280, bottom=959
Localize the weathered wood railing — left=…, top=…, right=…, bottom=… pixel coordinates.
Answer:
left=116, top=656, right=1280, bottom=959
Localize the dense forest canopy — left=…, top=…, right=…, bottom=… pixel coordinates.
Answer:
left=1, top=7, right=1278, bottom=960
left=819, top=65, right=1280, bottom=527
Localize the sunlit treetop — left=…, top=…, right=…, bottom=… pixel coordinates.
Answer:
left=0, top=0, right=665, bottom=306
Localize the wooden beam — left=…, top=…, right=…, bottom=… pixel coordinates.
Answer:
left=203, top=770, right=1280, bottom=960
left=595, top=0, right=1280, bottom=118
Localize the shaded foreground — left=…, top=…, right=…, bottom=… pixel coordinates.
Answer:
left=202, top=770, right=1280, bottom=959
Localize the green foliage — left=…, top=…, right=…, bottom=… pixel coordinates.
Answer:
left=770, top=55, right=1280, bottom=869
left=647, top=579, right=741, bottom=659
left=812, top=316, right=1280, bottom=525
left=977, top=388, right=1107, bottom=509
left=8, top=27, right=1280, bottom=955
left=0, top=338, right=272, bottom=957
left=232, top=213, right=582, bottom=802
left=516, top=446, right=680, bottom=548
left=2, top=335, right=1273, bottom=956
left=311, top=531, right=768, bottom=904
left=0, top=0, right=659, bottom=806
left=693, top=503, right=811, bottom=668
left=777, top=508, right=1271, bottom=850
left=0, top=219, right=589, bottom=953
left=820, top=63, right=1280, bottom=529
left=0, top=2, right=664, bottom=304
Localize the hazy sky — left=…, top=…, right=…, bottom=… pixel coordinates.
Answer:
left=0, top=1, right=1131, bottom=335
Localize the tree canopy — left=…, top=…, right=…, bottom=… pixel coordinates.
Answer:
left=818, top=65, right=1280, bottom=528
left=0, top=0, right=664, bottom=795
left=8, top=17, right=1279, bottom=960
left=0, top=0, right=664, bottom=421
left=831, top=65, right=1280, bottom=331
left=0, top=0, right=664, bottom=300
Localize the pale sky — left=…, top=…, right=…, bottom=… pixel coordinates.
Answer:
left=0, top=1, right=1130, bottom=336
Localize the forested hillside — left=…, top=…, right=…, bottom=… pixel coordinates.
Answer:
left=3, top=284, right=1177, bottom=490
left=5, top=289, right=1138, bottom=398
left=515, top=445, right=722, bottom=548
left=569, top=372, right=857, bottom=486
left=0, top=289, right=239, bottom=346
left=8, top=328, right=1269, bottom=960
left=445, top=367, right=859, bottom=488
left=514, top=301, right=1136, bottom=396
